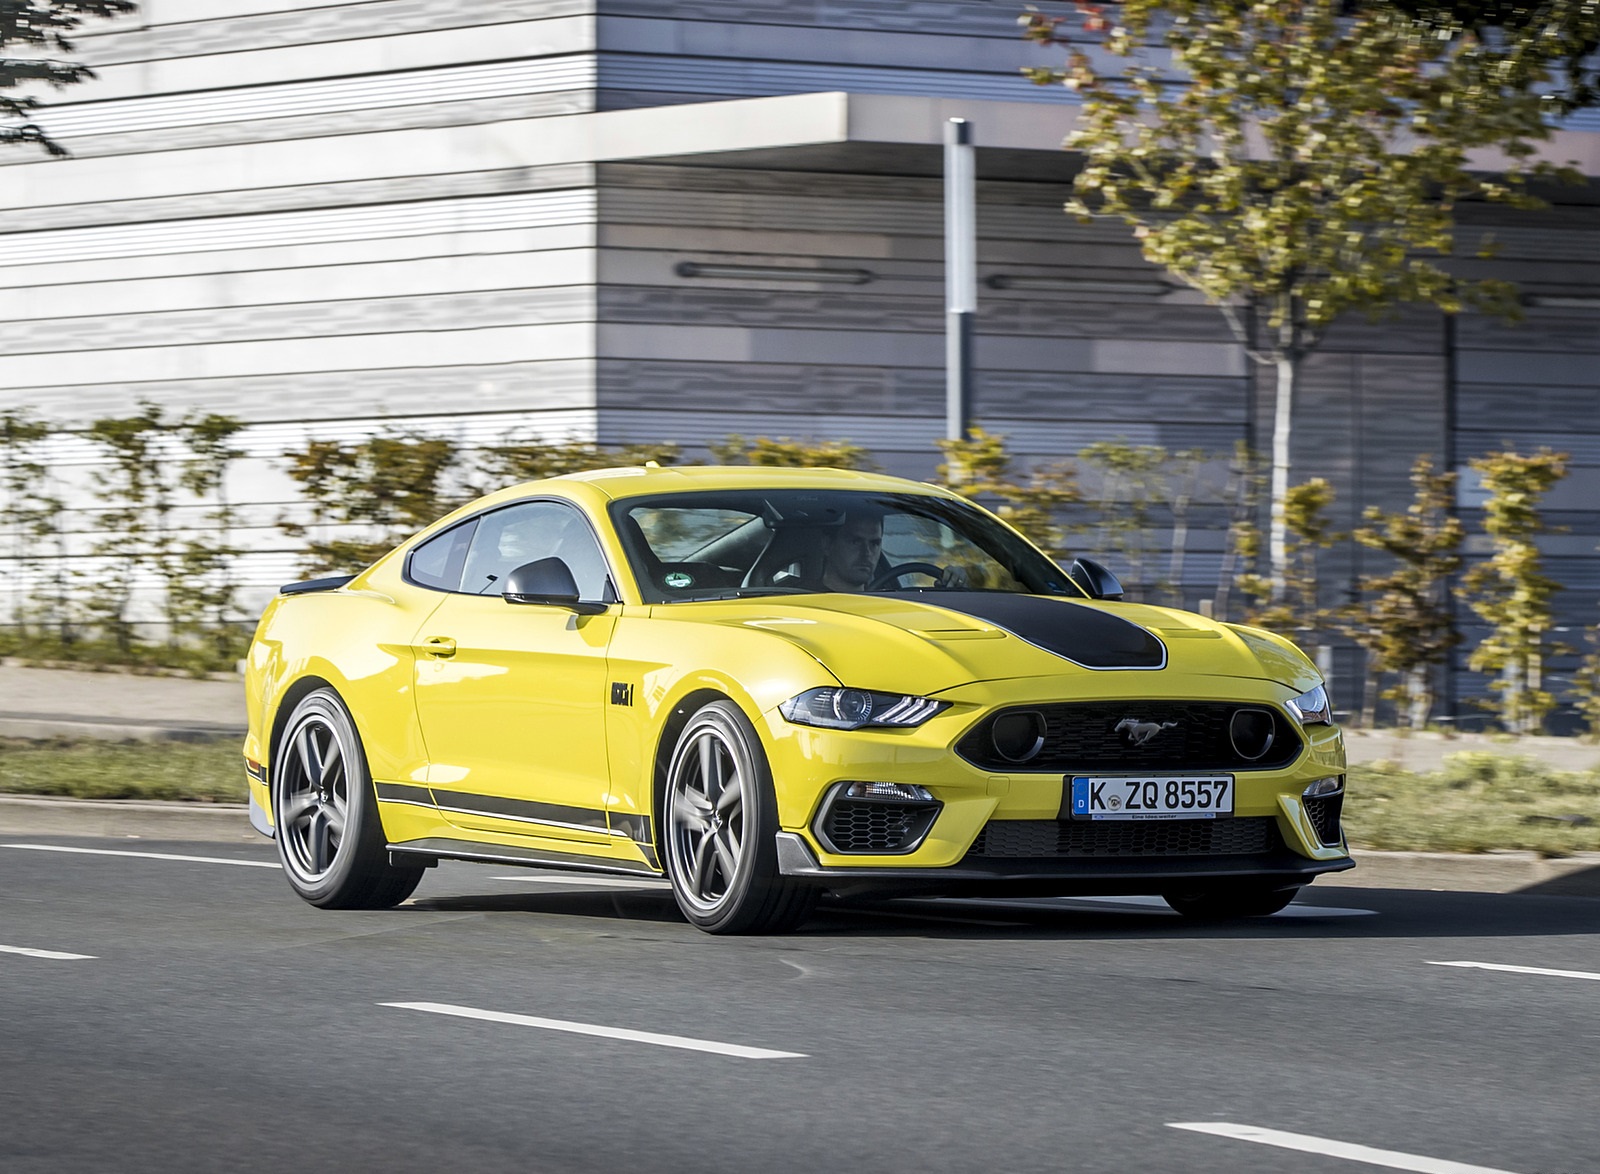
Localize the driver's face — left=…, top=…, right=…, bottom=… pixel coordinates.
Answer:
left=824, top=516, right=883, bottom=591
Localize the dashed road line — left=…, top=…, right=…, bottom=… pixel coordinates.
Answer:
left=1427, top=960, right=1600, bottom=983
left=1168, top=1122, right=1520, bottom=1173
left=2, top=843, right=279, bottom=869
left=0, top=943, right=95, bottom=960
left=380, top=1001, right=807, bottom=1059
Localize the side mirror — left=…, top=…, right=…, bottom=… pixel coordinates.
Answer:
left=501, top=558, right=605, bottom=613
left=1067, top=557, right=1125, bottom=601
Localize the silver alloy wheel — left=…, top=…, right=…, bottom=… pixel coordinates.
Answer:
left=278, top=710, right=351, bottom=882
left=665, top=724, right=748, bottom=915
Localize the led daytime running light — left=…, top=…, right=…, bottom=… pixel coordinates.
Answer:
left=1286, top=683, right=1332, bottom=725
left=779, top=687, right=947, bottom=731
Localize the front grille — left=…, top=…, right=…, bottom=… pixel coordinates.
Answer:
left=821, top=799, right=940, bottom=854
left=1304, top=792, right=1344, bottom=846
left=967, top=816, right=1280, bottom=859
left=956, top=701, right=1301, bottom=773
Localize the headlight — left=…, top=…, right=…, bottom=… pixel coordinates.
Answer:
left=1286, top=683, right=1332, bottom=725
left=779, top=687, right=947, bottom=731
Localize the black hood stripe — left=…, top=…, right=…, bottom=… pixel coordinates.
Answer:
left=883, top=592, right=1167, bottom=670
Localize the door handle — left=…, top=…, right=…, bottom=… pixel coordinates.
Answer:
left=420, top=636, right=457, bottom=658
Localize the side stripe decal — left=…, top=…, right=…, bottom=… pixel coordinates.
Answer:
left=375, top=782, right=624, bottom=837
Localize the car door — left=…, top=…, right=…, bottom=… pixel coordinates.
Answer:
left=411, top=499, right=618, bottom=843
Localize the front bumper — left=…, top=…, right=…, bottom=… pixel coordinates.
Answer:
left=774, top=831, right=1353, bottom=897
left=762, top=673, right=1352, bottom=876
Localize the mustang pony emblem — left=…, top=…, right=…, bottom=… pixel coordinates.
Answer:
left=1115, top=718, right=1179, bottom=747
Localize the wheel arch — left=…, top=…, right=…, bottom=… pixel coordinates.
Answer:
left=266, top=673, right=338, bottom=788
left=650, top=687, right=737, bottom=844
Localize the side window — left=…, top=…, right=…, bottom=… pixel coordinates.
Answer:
left=460, top=501, right=612, bottom=600
left=406, top=519, right=477, bottom=592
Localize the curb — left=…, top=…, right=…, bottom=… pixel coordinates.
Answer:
left=0, top=795, right=259, bottom=842
left=1321, top=849, right=1600, bottom=898
left=3, top=794, right=1599, bottom=896
left=0, top=715, right=245, bottom=743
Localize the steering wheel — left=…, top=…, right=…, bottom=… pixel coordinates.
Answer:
left=867, top=562, right=947, bottom=591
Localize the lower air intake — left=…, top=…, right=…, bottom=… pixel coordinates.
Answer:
left=1304, top=792, right=1344, bottom=847
left=820, top=798, right=940, bottom=854
left=967, top=817, right=1280, bottom=859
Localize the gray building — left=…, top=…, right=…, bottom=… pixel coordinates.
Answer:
left=2, top=1, right=1597, bottom=722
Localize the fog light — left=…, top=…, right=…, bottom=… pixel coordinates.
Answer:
left=1229, top=708, right=1276, bottom=761
left=845, top=782, right=934, bottom=802
left=991, top=710, right=1047, bottom=763
left=1303, top=776, right=1343, bottom=798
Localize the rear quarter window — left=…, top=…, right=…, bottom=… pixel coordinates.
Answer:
left=405, top=519, right=477, bottom=592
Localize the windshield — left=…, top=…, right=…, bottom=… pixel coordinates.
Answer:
left=611, top=490, right=1080, bottom=604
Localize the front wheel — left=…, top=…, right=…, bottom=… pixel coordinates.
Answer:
left=1163, top=885, right=1300, bottom=920
left=662, top=701, right=816, bottom=934
left=272, top=687, right=423, bottom=909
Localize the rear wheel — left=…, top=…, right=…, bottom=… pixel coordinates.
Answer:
left=1163, top=885, right=1300, bottom=920
left=272, top=687, right=423, bottom=909
left=662, top=700, right=816, bottom=934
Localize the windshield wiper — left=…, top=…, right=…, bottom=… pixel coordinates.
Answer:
left=707, top=587, right=815, bottom=599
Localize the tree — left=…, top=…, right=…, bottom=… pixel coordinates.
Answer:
left=1209, top=441, right=1261, bottom=622
left=709, top=435, right=873, bottom=470
left=1572, top=629, right=1600, bottom=743
left=1236, top=476, right=1342, bottom=637
left=1463, top=448, right=1568, bottom=734
left=84, top=402, right=245, bottom=657
left=85, top=403, right=172, bottom=652
left=0, top=410, right=63, bottom=642
left=934, top=426, right=1081, bottom=561
left=1342, top=456, right=1465, bottom=728
left=1077, top=440, right=1169, bottom=601
left=477, top=438, right=680, bottom=487
left=281, top=433, right=463, bottom=575
left=173, top=413, right=246, bottom=658
left=1023, top=0, right=1575, bottom=599
left=1, top=1, right=137, bottom=158
left=1389, top=1, right=1600, bottom=114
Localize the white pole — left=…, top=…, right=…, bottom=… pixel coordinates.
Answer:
left=944, top=117, right=976, bottom=442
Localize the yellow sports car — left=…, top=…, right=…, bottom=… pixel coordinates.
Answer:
left=243, top=465, right=1351, bottom=933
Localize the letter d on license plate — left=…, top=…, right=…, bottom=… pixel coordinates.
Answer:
left=1069, top=775, right=1233, bottom=820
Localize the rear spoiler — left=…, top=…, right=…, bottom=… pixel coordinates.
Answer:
left=279, top=574, right=355, bottom=596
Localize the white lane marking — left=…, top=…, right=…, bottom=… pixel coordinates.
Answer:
left=1428, top=960, right=1600, bottom=983
left=2, top=843, right=279, bottom=869
left=0, top=943, right=95, bottom=960
left=380, top=1001, right=806, bottom=1060
left=1168, top=1123, right=1520, bottom=1174
left=489, top=874, right=667, bottom=890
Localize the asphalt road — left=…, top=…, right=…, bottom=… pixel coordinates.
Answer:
left=3, top=836, right=1598, bottom=1174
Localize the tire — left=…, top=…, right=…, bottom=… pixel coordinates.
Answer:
left=1163, top=885, right=1300, bottom=920
left=272, top=687, right=424, bottom=910
left=661, top=700, right=817, bottom=934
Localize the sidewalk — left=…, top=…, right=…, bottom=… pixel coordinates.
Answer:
left=0, top=660, right=245, bottom=742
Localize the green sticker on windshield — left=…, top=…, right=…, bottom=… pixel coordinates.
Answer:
left=664, top=572, right=694, bottom=589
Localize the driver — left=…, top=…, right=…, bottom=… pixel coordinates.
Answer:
left=816, top=511, right=967, bottom=592
left=820, top=511, right=885, bottom=592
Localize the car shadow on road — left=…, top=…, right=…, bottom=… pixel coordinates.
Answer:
left=408, top=884, right=1600, bottom=941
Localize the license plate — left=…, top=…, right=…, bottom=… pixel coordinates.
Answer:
left=1068, top=775, right=1233, bottom=820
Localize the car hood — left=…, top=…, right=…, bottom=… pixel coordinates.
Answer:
left=676, top=592, right=1322, bottom=696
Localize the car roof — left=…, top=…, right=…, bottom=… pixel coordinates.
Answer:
left=517, top=464, right=958, bottom=504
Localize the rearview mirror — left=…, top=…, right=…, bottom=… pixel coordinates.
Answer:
left=501, top=558, right=606, bottom=613
left=1067, top=557, right=1125, bottom=601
